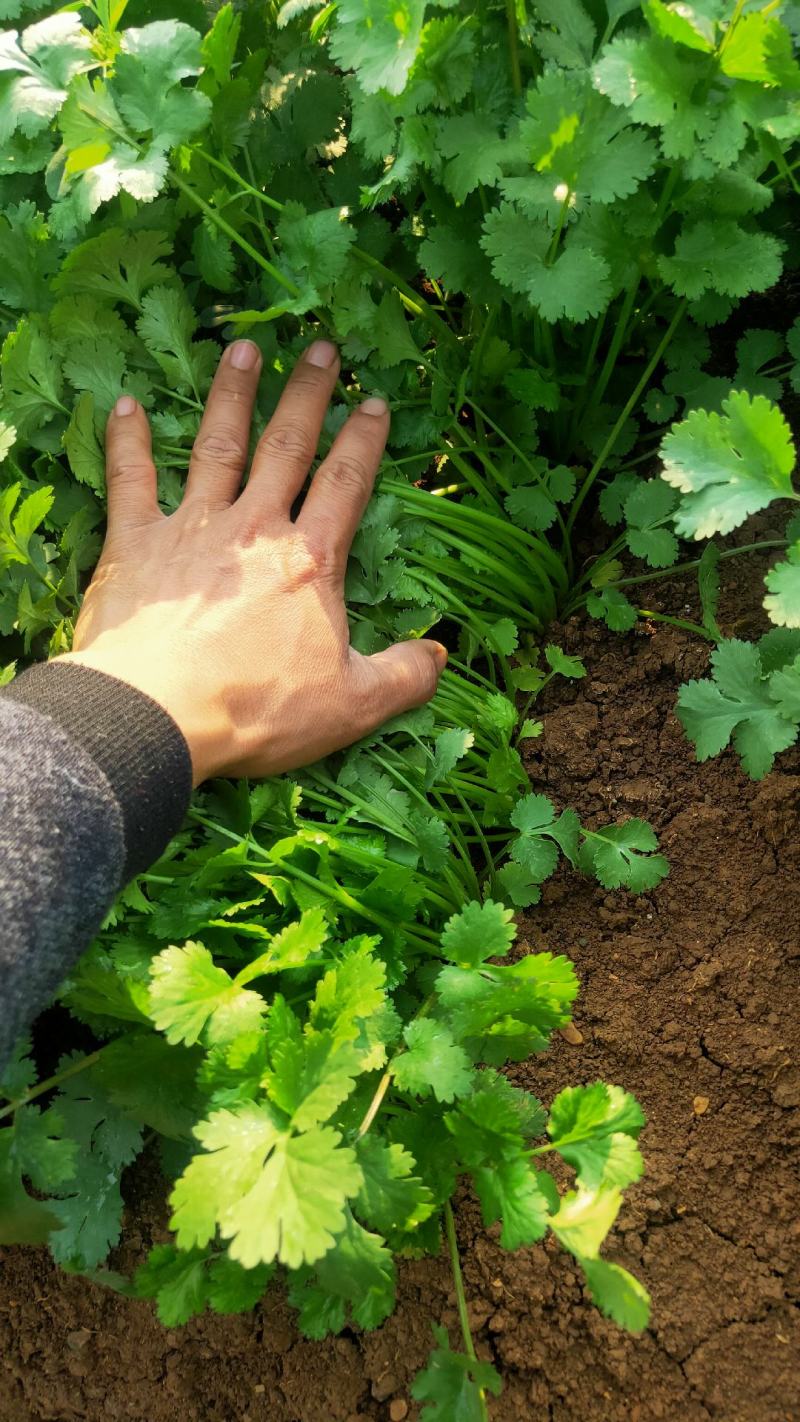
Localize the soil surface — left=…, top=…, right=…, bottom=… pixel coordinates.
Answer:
left=2, top=547, right=799, bottom=1422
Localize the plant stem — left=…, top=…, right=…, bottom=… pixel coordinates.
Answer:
left=0, top=1049, right=103, bottom=1121
left=505, top=0, right=523, bottom=95
left=444, top=1200, right=488, bottom=1418
left=637, top=608, right=714, bottom=640
left=170, top=171, right=300, bottom=297
left=567, top=301, right=686, bottom=537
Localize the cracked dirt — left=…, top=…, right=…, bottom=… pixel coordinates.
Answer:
left=1, top=549, right=799, bottom=1422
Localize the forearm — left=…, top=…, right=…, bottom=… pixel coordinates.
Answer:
left=0, top=663, right=192, bottom=1069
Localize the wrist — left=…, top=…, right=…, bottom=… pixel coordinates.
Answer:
left=57, top=650, right=232, bottom=786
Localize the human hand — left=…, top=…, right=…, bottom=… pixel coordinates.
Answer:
left=60, top=340, right=447, bottom=786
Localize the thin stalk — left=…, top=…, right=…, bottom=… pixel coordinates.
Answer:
left=444, top=1200, right=488, bottom=1419
left=505, top=0, right=523, bottom=94
left=0, top=1050, right=103, bottom=1121
left=170, top=171, right=300, bottom=297
left=567, top=301, right=686, bottom=536
left=578, top=279, right=639, bottom=435
left=637, top=608, right=714, bottom=639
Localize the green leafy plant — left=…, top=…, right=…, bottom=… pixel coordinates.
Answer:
left=1, top=0, right=798, bottom=1411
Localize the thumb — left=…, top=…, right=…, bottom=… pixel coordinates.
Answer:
left=355, top=639, right=448, bottom=729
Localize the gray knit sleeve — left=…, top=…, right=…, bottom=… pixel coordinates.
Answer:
left=0, top=663, right=192, bottom=1069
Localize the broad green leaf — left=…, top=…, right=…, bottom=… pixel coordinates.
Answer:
left=764, top=543, right=800, bottom=628
left=412, top=1326, right=502, bottom=1421
left=677, top=639, right=799, bottom=779
left=355, top=1136, right=434, bottom=1236
left=550, top=1184, right=622, bottom=1259
left=393, top=1018, right=473, bottom=1103
left=660, top=392, right=796, bottom=541
left=580, top=1256, right=650, bottom=1331
left=579, top=820, right=669, bottom=892
left=547, top=1082, right=644, bottom=1189
left=439, top=899, right=515, bottom=970
left=149, top=941, right=266, bottom=1047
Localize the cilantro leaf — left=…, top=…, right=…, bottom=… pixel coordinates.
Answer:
left=660, top=392, right=796, bottom=541
left=550, top=1184, right=623, bottom=1259
left=482, top=204, right=611, bottom=324
left=677, top=638, right=800, bottom=779
left=580, top=1257, right=650, bottom=1331
left=764, top=542, right=800, bottom=628
left=659, top=221, right=783, bottom=302
left=412, top=1326, right=501, bottom=1422
left=440, top=898, right=515, bottom=968
left=331, top=0, right=425, bottom=96
left=263, top=1028, right=363, bottom=1130
left=0, top=13, right=92, bottom=145
left=135, top=1243, right=272, bottom=1325
left=170, top=1103, right=362, bottom=1268
left=547, top=1082, right=644, bottom=1189
left=148, top=941, right=266, bottom=1048
left=393, top=1019, right=473, bottom=1103
left=623, top=479, right=679, bottom=568
left=289, top=1208, right=395, bottom=1337
left=355, top=1135, right=434, bottom=1236
left=579, top=820, right=669, bottom=892
left=587, top=586, right=638, bottom=631
left=437, top=952, right=578, bottom=1064
left=472, top=1155, right=552, bottom=1249
left=545, top=644, right=586, bottom=679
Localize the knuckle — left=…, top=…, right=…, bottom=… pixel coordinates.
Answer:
left=259, top=422, right=315, bottom=465
left=194, top=427, right=248, bottom=469
left=108, top=459, right=154, bottom=490
left=277, top=530, right=336, bottom=587
left=319, top=453, right=370, bottom=497
left=289, top=368, right=328, bottom=396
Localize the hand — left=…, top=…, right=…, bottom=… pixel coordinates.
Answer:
left=60, top=339, right=447, bottom=786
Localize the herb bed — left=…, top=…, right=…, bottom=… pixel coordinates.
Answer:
left=1, top=0, right=799, bottom=1417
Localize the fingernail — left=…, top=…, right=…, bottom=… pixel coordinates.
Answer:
left=305, top=339, right=338, bottom=368
left=114, top=395, right=137, bottom=416
left=432, top=642, right=448, bottom=670
left=228, top=340, right=260, bottom=371
left=361, top=396, right=388, bottom=417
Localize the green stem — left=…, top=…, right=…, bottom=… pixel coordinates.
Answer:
left=567, top=301, right=686, bottom=536
left=0, top=1049, right=103, bottom=1121
left=505, top=0, right=523, bottom=95
left=444, top=1199, right=488, bottom=1418
left=637, top=608, right=714, bottom=640
left=171, top=171, right=300, bottom=297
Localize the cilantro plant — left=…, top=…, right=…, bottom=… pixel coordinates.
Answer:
left=0, top=0, right=798, bottom=1412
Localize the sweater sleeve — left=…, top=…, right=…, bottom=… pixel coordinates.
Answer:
left=0, top=662, right=192, bottom=1070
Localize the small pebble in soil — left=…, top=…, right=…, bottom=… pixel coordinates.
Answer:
left=389, top=1401, right=409, bottom=1421
left=693, top=1095, right=710, bottom=1115
left=66, top=1328, right=92, bottom=1352
left=559, top=1022, right=584, bottom=1045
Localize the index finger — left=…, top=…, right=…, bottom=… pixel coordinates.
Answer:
left=295, top=397, right=389, bottom=568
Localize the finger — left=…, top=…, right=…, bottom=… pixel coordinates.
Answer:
left=297, top=396, right=389, bottom=567
left=240, top=339, right=340, bottom=517
left=105, top=396, right=160, bottom=533
left=352, top=640, right=448, bottom=731
left=183, top=340, right=261, bottom=510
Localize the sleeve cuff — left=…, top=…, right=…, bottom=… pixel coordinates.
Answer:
left=1, top=661, right=193, bottom=880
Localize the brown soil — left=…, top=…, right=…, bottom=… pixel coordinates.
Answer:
left=2, top=548, right=799, bottom=1422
